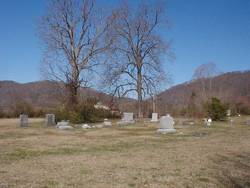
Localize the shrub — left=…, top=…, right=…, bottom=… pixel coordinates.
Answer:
left=204, top=97, right=228, bottom=121
left=54, top=99, right=120, bottom=124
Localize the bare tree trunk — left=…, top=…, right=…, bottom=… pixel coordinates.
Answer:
left=152, top=95, right=156, bottom=113
left=66, top=82, right=78, bottom=108
left=137, top=67, right=143, bottom=119
left=103, top=1, right=171, bottom=119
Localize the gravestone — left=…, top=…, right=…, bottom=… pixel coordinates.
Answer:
left=20, top=114, right=28, bottom=127
left=204, top=118, right=212, bottom=127
left=151, top=113, right=158, bottom=122
left=103, top=118, right=112, bottom=127
left=122, top=113, right=134, bottom=122
left=56, top=121, right=73, bottom=130
left=246, top=119, right=250, bottom=125
left=117, top=112, right=135, bottom=125
left=156, top=115, right=176, bottom=134
left=207, top=118, right=212, bottom=126
left=81, top=124, right=92, bottom=129
left=44, top=114, right=55, bottom=127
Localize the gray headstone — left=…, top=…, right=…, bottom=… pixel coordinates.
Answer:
left=20, top=114, right=28, bottom=127
left=246, top=119, right=250, bottom=125
left=45, top=114, right=55, bottom=127
left=103, top=119, right=112, bottom=127
left=117, top=112, right=135, bottom=126
left=151, top=113, right=158, bottom=122
left=157, top=115, right=176, bottom=134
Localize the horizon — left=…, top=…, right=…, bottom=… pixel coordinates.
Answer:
left=1, top=69, right=249, bottom=88
left=0, top=0, right=250, bottom=88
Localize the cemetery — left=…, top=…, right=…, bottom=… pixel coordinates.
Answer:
left=0, top=0, right=250, bottom=187
left=0, top=113, right=250, bottom=187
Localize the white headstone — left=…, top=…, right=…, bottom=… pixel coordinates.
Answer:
left=45, top=114, right=56, bottom=127
left=122, top=113, right=134, bottom=122
left=156, top=115, right=176, bottom=134
left=81, top=124, right=91, bottom=129
left=20, top=114, right=28, bottom=127
left=207, top=118, right=212, bottom=126
left=151, top=113, right=158, bottom=122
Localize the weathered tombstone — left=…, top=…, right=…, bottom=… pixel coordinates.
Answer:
left=44, top=114, right=55, bottom=127
left=56, top=121, right=73, bottom=130
left=156, top=115, right=176, bottom=134
left=20, top=114, right=28, bottom=127
left=151, top=113, right=158, bottom=122
left=103, top=118, right=112, bottom=127
left=117, top=112, right=135, bottom=125
left=122, top=113, right=134, bottom=122
left=226, top=109, right=231, bottom=117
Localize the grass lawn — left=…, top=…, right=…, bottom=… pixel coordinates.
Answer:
left=0, top=117, right=250, bottom=188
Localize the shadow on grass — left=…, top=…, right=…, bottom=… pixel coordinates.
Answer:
left=212, top=152, right=250, bottom=188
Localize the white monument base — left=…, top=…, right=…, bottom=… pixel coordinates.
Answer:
left=56, top=121, right=73, bottom=130
left=156, top=128, right=176, bottom=134
left=151, top=119, right=159, bottom=122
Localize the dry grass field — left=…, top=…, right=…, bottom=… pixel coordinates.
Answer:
left=0, top=117, right=250, bottom=188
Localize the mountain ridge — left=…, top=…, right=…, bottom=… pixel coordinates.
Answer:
left=0, top=70, right=250, bottom=115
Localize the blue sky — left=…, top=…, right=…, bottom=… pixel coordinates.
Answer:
left=0, top=0, right=249, bottom=87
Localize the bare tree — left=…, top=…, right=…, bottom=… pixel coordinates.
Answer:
left=103, top=1, right=173, bottom=118
left=39, top=0, right=113, bottom=106
left=192, top=62, right=221, bottom=99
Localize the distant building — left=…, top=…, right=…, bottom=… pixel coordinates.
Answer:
left=94, top=102, right=110, bottom=110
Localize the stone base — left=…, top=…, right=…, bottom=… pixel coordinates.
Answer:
left=57, top=125, right=73, bottom=130
left=150, top=120, right=159, bottom=122
left=156, top=128, right=176, bottom=134
left=81, top=124, right=92, bottom=129
left=103, top=121, right=112, bottom=127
